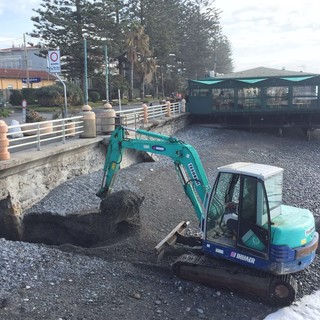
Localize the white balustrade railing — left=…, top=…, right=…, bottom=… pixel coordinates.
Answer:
left=4, top=101, right=183, bottom=153
left=6, top=116, right=84, bottom=152
left=114, top=101, right=181, bottom=128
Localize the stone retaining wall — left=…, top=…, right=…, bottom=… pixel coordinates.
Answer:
left=0, top=114, right=189, bottom=239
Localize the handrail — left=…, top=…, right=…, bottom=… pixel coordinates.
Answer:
left=4, top=101, right=184, bottom=153
left=7, top=116, right=84, bottom=152
left=114, top=101, right=182, bottom=128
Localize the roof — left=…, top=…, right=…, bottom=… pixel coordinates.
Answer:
left=189, top=67, right=320, bottom=88
left=216, top=67, right=318, bottom=79
left=0, top=68, right=56, bottom=80
left=217, top=162, right=283, bottom=181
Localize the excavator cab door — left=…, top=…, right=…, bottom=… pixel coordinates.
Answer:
left=206, top=172, right=270, bottom=258
left=237, top=176, right=270, bottom=256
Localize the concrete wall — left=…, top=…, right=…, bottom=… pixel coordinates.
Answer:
left=0, top=114, right=189, bottom=239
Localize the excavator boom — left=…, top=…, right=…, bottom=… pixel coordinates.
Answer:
left=97, top=126, right=211, bottom=225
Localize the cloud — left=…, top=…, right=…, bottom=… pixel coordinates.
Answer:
left=215, top=0, right=320, bottom=73
left=0, top=0, right=42, bottom=15
left=0, top=0, right=42, bottom=47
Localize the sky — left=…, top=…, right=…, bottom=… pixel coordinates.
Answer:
left=214, top=0, right=320, bottom=73
left=0, top=0, right=319, bottom=74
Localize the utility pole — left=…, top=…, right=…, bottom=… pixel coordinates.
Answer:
left=23, top=33, right=30, bottom=88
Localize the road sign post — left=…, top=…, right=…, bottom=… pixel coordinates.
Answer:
left=48, top=50, right=61, bottom=73
left=47, top=50, right=68, bottom=117
left=22, top=99, right=27, bottom=123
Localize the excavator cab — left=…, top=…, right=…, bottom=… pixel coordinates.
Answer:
left=204, top=162, right=318, bottom=274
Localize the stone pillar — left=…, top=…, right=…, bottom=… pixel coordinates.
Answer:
left=80, top=104, right=96, bottom=138
left=166, top=101, right=171, bottom=117
left=101, top=103, right=115, bottom=134
left=181, top=98, right=186, bottom=112
left=0, top=120, right=10, bottom=160
left=142, top=103, right=148, bottom=124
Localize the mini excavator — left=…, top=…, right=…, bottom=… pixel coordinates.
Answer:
left=97, top=126, right=318, bottom=306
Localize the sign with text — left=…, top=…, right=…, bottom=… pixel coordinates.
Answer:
left=48, top=50, right=61, bottom=73
left=22, top=77, right=41, bottom=83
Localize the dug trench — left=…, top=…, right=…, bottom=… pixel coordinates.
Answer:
left=22, top=190, right=145, bottom=247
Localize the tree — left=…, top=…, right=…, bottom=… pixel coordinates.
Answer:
left=29, top=0, right=233, bottom=99
left=29, top=0, right=117, bottom=90
left=213, top=36, right=233, bottom=75
left=126, top=23, right=154, bottom=100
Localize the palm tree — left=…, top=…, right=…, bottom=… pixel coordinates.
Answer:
left=126, top=23, right=153, bottom=100
left=137, top=55, right=157, bottom=99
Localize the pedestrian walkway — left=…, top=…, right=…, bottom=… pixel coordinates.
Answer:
left=2, top=111, right=53, bottom=126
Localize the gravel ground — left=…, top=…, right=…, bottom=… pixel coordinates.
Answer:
left=1, top=125, right=320, bottom=320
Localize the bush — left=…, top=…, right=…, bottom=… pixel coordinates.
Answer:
left=0, top=109, right=10, bottom=118
left=9, top=90, right=23, bottom=106
left=35, top=85, right=63, bottom=107
left=35, top=83, right=84, bottom=107
left=9, top=89, right=38, bottom=106
left=88, top=90, right=100, bottom=103
left=26, top=110, right=46, bottom=123
left=21, top=88, right=38, bottom=105
left=66, top=83, right=84, bottom=106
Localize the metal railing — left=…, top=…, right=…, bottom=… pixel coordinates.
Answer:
left=114, top=101, right=182, bottom=128
left=7, top=116, right=84, bottom=152
left=4, top=101, right=184, bottom=153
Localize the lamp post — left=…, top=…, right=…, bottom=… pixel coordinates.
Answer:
left=84, top=38, right=89, bottom=105
left=105, top=45, right=109, bottom=102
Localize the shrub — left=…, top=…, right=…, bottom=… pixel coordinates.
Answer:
left=35, top=83, right=84, bottom=107
left=9, top=90, right=23, bottom=106
left=0, top=109, right=10, bottom=118
left=26, top=110, right=46, bottom=123
left=35, top=85, right=63, bottom=107
left=88, top=90, right=100, bottom=103
left=21, top=88, right=38, bottom=105
left=9, top=89, right=38, bottom=106
left=65, top=83, right=84, bottom=106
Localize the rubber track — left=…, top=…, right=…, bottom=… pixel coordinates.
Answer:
left=172, top=253, right=297, bottom=306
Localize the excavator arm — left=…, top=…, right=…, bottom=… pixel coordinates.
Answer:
left=97, top=126, right=211, bottom=226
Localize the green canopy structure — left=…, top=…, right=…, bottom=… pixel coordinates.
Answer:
left=187, top=67, right=320, bottom=138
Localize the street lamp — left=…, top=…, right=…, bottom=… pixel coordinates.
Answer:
left=105, top=45, right=109, bottom=102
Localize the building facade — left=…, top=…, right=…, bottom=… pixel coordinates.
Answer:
left=0, top=46, right=48, bottom=71
left=0, top=68, right=56, bottom=90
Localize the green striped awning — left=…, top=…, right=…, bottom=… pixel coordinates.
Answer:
left=190, top=80, right=223, bottom=85
left=280, top=76, right=315, bottom=82
left=236, top=78, right=267, bottom=84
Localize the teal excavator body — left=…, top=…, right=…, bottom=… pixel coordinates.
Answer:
left=97, top=126, right=318, bottom=306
